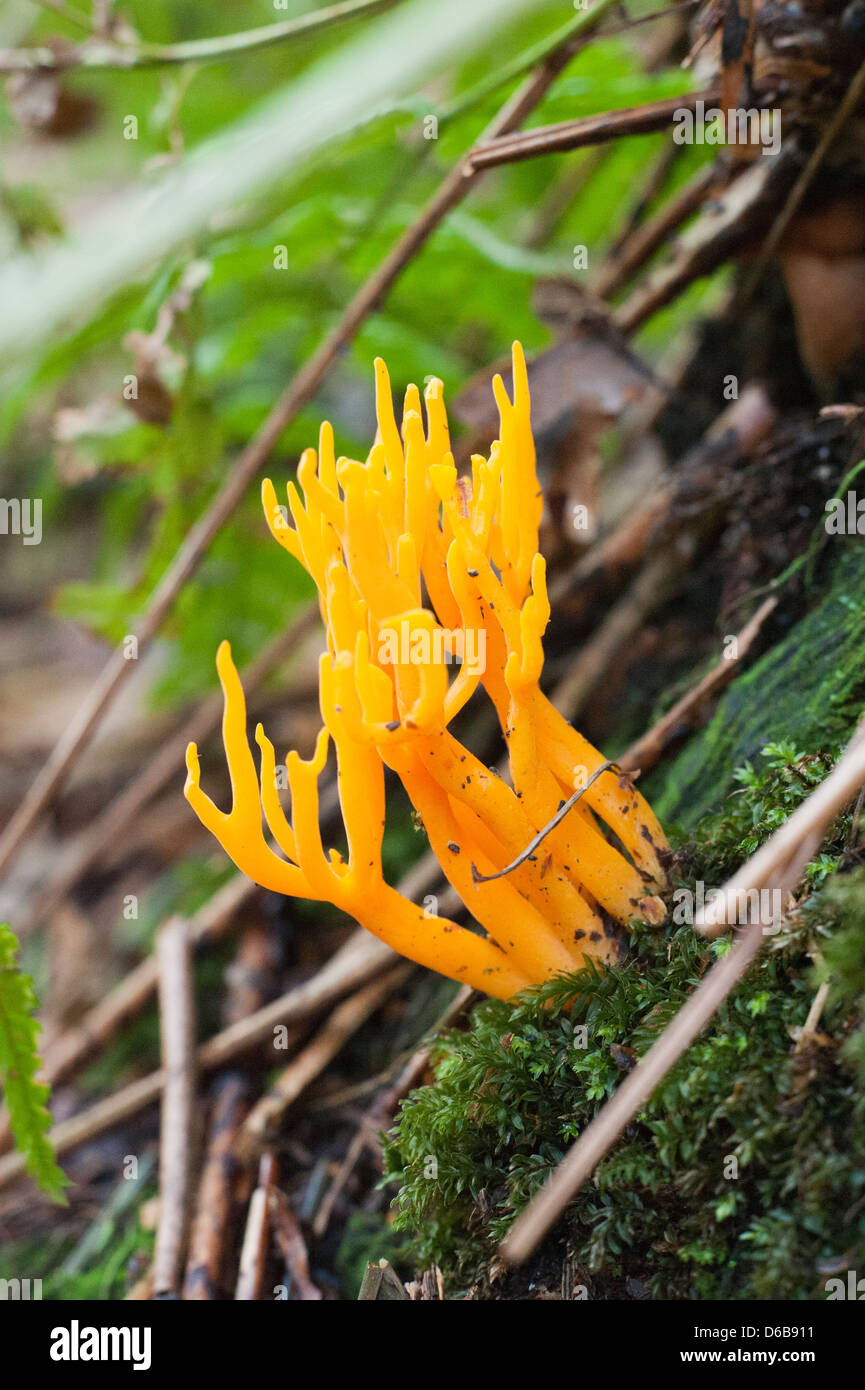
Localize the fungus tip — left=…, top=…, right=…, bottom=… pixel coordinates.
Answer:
left=184, top=742, right=200, bottom=787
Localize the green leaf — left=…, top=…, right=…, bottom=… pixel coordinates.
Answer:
left=0, top=924, right=69, bottom=1203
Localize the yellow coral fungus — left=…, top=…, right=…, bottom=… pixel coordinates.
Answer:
left=185, top=344, right=669, bottom=1000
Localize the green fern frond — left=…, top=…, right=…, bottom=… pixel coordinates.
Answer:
left=0, top=923, right=69, bottom=1204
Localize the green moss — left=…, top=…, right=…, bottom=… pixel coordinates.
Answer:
left=682, top=741, right=850, bottom=885
left=649, top=542, right=865, bottom=829
left=383, top=745, right=865, bottom=1299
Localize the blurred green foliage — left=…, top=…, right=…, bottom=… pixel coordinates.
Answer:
left=1, top=0, right=711, bottom=708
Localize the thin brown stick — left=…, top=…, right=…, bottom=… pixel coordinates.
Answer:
left=182, top=922, right=278, bottom=1298
left=237, top=963, right=412, bottom=1158
left=547, top=483, right=673, bottom=608
left=152, top=916, right=196, bottom=1298
left=619, top=595, right=778, bottom=774
left=0, top=17, right=593, bottom=885
left=603, top=137, right=681, bottom=261
left=795, top=979, right=831, bottom=1051
left=471, top=761, right=619, bottom=885
left=593, top=162, right=717, bottom=301
left=696, top=719, right=865, bottom=937
left=466, top=90, right=721, bottom=171
left=235, top=1153, right=277, bottom=1301
left=182, top=1073, right=250, bottom=1300
left=270, top=1188, right=323, bottom=1300
left=551, top=549, right=687, bottom=723
left=501, top=716, right=865, bottom=1265
left=1, top=843, right=443, bottom=1162
left=614, top=157, right=779, bottom=334
left=550, top=383, right=777, bottom=721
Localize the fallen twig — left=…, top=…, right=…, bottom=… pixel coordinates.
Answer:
left=466, top=90, right=721, bottom=171
left=152, top=917, right=196, bottom=1298
left=38, top=874, right=254, bottom=1090
left=237, top=964, right=412, bottom=1159
left=183, top=1073, right=250, bottom=1300
left=593, top=162, right=718, bottom=300
left=551, top=549, right=688, bottom=722
left=235, top=1153, right=278, bottom=1301
left=614, top=156, right=784, bottom=334
left=696, top=719, right=865, bottom=937
left=471, top=762, right=619, bottom=885
left=618, top=595, right=778, bottom=774
left=358, top=1259, right=410, bottom=1300
left=0, top=928, right=396, bottom=1190
left=270, top=1188, right=323, bottom=1301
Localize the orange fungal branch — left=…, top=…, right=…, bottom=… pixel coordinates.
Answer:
left=184, top=344, right=669, bottom=1000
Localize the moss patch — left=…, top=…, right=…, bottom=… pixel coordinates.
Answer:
left=648, top=541, right=865, bottom=830
left=384, top=743, right=865, bottom=1299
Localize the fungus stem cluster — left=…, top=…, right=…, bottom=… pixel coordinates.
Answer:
left=185, top=344, right=668, bottom=998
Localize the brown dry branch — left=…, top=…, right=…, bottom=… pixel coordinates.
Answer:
left=550, top=549, right=688, bottom=723
left=5, top=871, right=255, bottom=1141
left=696, top=719, right=865, bottom=937
left=183, top=1073, right=251, bottom=1300
left=182, top=922, right=281, bottom=1298
left=547, top=482, right=674, bottom=610
left=0, top=781, right=341, bottom=1156
left=406, top=1266, right=446, bottom=1300
left=794, top=979, right=831, bottom=1054
left=549, top=378, right=778, bottom=719
left=501, top=715, right=865, bottom=1266
left=618, top=595, right=778, bottom=774
left=614, top=156, right=783, bottom=333
left=593, top=162, right=719, bottom=301
left=0, top=0, right=609, bottom=886
left=603, top=137, right=681, bottom=262
left=152, top=916, right=196, bottom=1298
left=466, top=90, right=722, bottom=172
left=0, top=843, right=452, bottom=1169
left=235, top=1153, right=278, bottom=1301
left=269, top=1188, right=323, bottom=1301
left=237, top=963, right=413, bottom=1160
